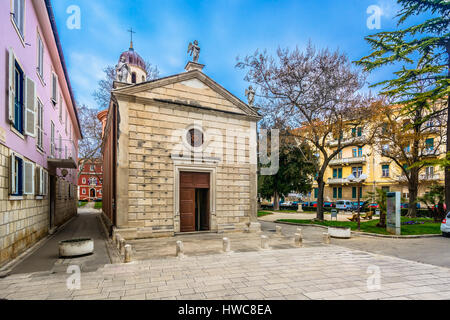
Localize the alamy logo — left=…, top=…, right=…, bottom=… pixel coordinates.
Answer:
left=66, top=5, right=81, bottom=30
left=66, top=265, right=81, bottom=290
left=366, top=265, right=381, bottom=290
left=366, top=5, right=382, bottom=30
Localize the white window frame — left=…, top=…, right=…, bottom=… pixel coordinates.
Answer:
left=23, top=160, right=35, bottom=195
left=36, top=98, right=44, bottom=151
left=37, top=32, right=44, bottom=79
left=11, top=0, right=25, bottom=41
left=51, top=72, right=58, bottom=105
left=59, top=134, right=62, bottom=158
left=50, top=121, right=55, bottom=158
left=82, top=189, right=86, bottom=195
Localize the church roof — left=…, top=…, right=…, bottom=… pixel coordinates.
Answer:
left=112, top=69, right=261, bottom=119
left=119, top=47, right=146, bottom=70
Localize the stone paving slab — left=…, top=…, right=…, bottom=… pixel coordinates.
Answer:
left=126, top=231, right=308, bottom=261
left=1, top=245, right=450, bottom=300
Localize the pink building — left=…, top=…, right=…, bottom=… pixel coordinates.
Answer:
left=0, top=0, right=82, bottom=268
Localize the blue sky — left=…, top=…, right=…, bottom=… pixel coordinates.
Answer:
left=50, top=0, right=427, bottom=109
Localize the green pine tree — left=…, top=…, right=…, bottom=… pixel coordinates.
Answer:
left=355, top=0, right=450, bottom=210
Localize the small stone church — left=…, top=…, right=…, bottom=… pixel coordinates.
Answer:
left=98, top=40, right=261, bottom=239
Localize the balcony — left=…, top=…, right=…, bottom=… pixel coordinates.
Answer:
left=327, top=178, right=348, bottom=184
left=329, top=156, right=366, bottom=166
left=327, top=136, right=366, bottom=147
left=422, top=149, right=440, bottom=157
left=397, top=173, right=442, bottom=182
left=419, top=173, right=441, bottom=181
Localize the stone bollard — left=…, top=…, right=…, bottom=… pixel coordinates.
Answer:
left=323, top=233, right=331, bottom=244
left=260, top=235, right=269, bottom=250
left=296, top=228, right=302, bottom=237
left=124, top=244, right=132, bottom=263
left=294, top=233, right=303, bottom=247
left=112, top=230, right=117, bottom=244
left=275, top=225, right=282, bottom=235
left=119, top=238, right=126, bottom=255
left=176, top=240, right=185, bottom=257
left=223, top=237, right=231, bottom=252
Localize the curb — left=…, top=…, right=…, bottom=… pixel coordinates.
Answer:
left=0, top=215, right=77, bottom=278
left=273, top=220, right=442, bottom=239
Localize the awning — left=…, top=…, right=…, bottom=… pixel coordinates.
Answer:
left=47, top=157, right=77, bottom=169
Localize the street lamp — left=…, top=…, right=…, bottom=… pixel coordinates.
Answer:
left=347, top=173, right=367, bottom=231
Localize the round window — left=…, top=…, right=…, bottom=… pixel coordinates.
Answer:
left=187, top=128, right=204, bottom=148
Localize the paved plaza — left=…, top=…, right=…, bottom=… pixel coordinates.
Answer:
left=1, top=245, right=450, bottom=300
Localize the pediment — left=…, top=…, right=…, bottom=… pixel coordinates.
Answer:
left=113, top=70, right=260, bottom=117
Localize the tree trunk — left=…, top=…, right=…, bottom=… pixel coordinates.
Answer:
left=407, top=170, right=419, bottom=218
left=377, top=211, right=386, bottom=228
left=316, top=179, right=325, bottom=221
left=446, top=94, right=450, bottom=212
left=446, top=45, right=450, bottom=213
left=273, top=192, right=280, bottom=211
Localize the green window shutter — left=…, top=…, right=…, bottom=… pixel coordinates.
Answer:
left=338, top=168, right=342, bottom=178
left=338, top=188, right=342, bottom=199
left=352, top=187, right=356, bottom=199
left=314, top=188, right=318, bottom=198
left=333, top=188, right=337, bottom=199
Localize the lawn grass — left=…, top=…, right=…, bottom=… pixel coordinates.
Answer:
left=258, top=211, right=273, bottom=217
left=276, top=217, right=441, bottom=236
left=94, top=201, right=102, bottom=209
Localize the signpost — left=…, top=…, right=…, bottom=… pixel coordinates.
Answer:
left=386, top=192, right=401, bottom=235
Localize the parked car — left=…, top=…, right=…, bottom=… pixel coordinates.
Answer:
left=441, top=212, right=450, bottom=237
left=352, top=201, right=365, bottom=209
left=323, top=201, right=335, bottom=208
left=367, top=203, right=379, bottom=209
left=401, top=203, right=421, bottom=209
left=336, top=200, right=354, bottom=211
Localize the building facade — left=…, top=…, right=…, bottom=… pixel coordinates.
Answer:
left=305, top=115, right=445, bottom=205
left=0, top=0, right=82, bottom=267
left=99, top=44, right=261, bottom=239
left=78, top=160, right=103, bottom=201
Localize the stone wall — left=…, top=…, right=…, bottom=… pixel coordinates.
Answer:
left=114, top=77, right=259, bottom=239
left=0, top=144, right=49, bottom=267
left=0, top=144, right=77, bottom=268
left=54, top=177, right=77, bottom=227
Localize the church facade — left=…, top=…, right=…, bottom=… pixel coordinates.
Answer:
left=99, top=42, right=261, bottom=239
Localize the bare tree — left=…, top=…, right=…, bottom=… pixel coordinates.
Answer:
left=93, top=61, right=159, bottom=110
left=373, top=98, right=446, bottom=217
left=237, top=43, right=377, bottom=220
left=77, top=104, right=103, bottom=177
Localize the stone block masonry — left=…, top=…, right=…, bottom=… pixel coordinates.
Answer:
left=0, top=144, right=77, bottom=268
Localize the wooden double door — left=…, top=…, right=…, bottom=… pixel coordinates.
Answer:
left=180, top=172, right=210, bottom=232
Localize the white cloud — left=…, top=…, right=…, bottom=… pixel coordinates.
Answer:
left=68, top=52, right=114, bottom=107
left=376, top=0, right=401, bottom=18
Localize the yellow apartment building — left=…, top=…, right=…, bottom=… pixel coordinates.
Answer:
left=304, top=120, right=445, bottom=205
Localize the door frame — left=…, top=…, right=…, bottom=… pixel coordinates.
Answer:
left=174, top=165, right=216, bottom=233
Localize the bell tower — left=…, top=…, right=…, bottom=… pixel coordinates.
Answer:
left=117, top=29, right=147, bottom=84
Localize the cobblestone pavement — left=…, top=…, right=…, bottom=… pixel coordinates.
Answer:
left=127, top=230, right=318, bottom=261
left=9, top=204, right=111, bottom=275
left=1, top=245, right=450, bottom=300
left=260, top=220, right=450, bottom=268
